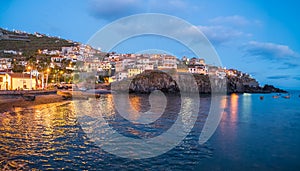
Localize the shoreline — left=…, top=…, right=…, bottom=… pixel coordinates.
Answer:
left=0, top=89, right=112, bottom=113
left=0, top=89, right=292, bottom=114
left=0, top=90, right=57, bottom=96
left=0, top=94, right=66, bottom=113
left=0, top=89, right=289, bottom=96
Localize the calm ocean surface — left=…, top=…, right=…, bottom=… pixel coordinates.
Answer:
left=0, top=91, right=299, bottom=170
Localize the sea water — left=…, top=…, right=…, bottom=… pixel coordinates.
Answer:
left=0, top=91, right=299, bottom=170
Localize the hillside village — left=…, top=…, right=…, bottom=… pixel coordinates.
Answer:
left=0, top=28, right=259, bottom=91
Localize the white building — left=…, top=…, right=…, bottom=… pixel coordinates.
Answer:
left=51, top=56, right=64, bottom=63
left=0, top=72, right=37, bottom=90
left=136, top=56, right=154, bottom=70
left=226, top=69, right=238, bottom=77
left=199, top=58, right=205, bottom=65
left=161, top=55, right=177, bottom=69
left=116, top=71, right=128, bottom=81
left=188, top=64, right=208, bottom=75
left=122, top=58, right=136, bottom=69
left=208, top=66, right=219, bottom=76
left=128, top=68, right=144, bottom=77
left=216, top=70, right=226, bottom=79
left=115, top=61, right=124, bottom=72
left=0, top=58, right=12, bottom=70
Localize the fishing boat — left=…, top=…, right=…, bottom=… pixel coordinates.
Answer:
left=272, top=95, right=280, bottom=98
left=21, top=94, right=36, bottom=101
left=58, top=91, right=89, bottom=100
left=282, top=95, right=290, bottom=99
left=95, top=94, right=101, bottom=99
left=62, top=94, right=72, bottom=100
left=58, top=91, right=72, bottom=100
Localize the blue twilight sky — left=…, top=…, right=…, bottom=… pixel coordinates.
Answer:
left=0, top=0, right=299, bottom=89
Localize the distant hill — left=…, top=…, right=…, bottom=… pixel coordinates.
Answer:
left=0, top=28, right=76, bottom=57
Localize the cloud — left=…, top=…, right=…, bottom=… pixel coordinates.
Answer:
left=88, top=4, right=251, bottom=45
left=88, top=0, right=191, bottom=21
left=278, top=62, right=300, bottom=69
left=209, top=15, right=251, bottom=26
left=197, top=25, right=246, bottom=45
left=266, top=75, right=290, bottom=80
left=209, top=15, right=263, bottom=28
left=243, top=41, right=299, bottom=59
left=147, top=0, right=190, bottom=12
left=88, top=0, right=144, bottom=20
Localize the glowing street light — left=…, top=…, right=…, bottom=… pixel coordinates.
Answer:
left=59, top=71, right=64, bottom=83
left=45, top=68, right=50, bottom=89
left=27, top=66, right=32, bottom=90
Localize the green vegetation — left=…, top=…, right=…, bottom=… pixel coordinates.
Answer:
left=0, top=28, right=75, bottom=57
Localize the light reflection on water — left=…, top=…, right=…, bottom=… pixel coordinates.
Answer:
left=0, top=92, right=299, bottom=170
left=197, top=92, right=300, bottom=170
left=0, top=102, right=79, bottom=170
left=241, top=93, right=252, bottom=122
left=0, top=94, right=212, bottom=170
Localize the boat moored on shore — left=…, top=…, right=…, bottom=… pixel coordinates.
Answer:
left=21, top=94, right=36, bottom=101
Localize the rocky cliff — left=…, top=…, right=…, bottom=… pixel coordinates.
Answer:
left=111, top=70, right=286, bottom=94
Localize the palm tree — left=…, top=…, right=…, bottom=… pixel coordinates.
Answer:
left=36, top=56, right=51, bottom=89
left=26, top=57, right=36, bottom=90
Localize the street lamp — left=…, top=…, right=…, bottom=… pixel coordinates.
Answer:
left=46, top=68, right=50, bottom=89
left=60, top=71, right=64, bottom=83
left=28, top=66, right=32, bottom=90
left=53, top=74, right=56, bottom=84
left=70, top=73, right=74, bottom=83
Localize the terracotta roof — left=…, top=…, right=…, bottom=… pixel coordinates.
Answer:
left=7, top=73, right=32, bottom=79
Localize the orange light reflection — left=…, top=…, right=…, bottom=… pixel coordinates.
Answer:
left=230, top=93, right=239, bottom=123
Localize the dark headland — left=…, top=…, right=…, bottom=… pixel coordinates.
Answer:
left=111, top=70, right=287, bottom=94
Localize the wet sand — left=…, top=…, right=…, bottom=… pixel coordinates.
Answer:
left=0, top=94, right=66, bottom=113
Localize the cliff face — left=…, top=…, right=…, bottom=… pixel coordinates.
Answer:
left=111, top=70, right=286, bottom=94
left=226, top=76, right=286, bottom=93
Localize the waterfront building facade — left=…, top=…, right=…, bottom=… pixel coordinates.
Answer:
left=0, top=73, right=36, bottom=90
